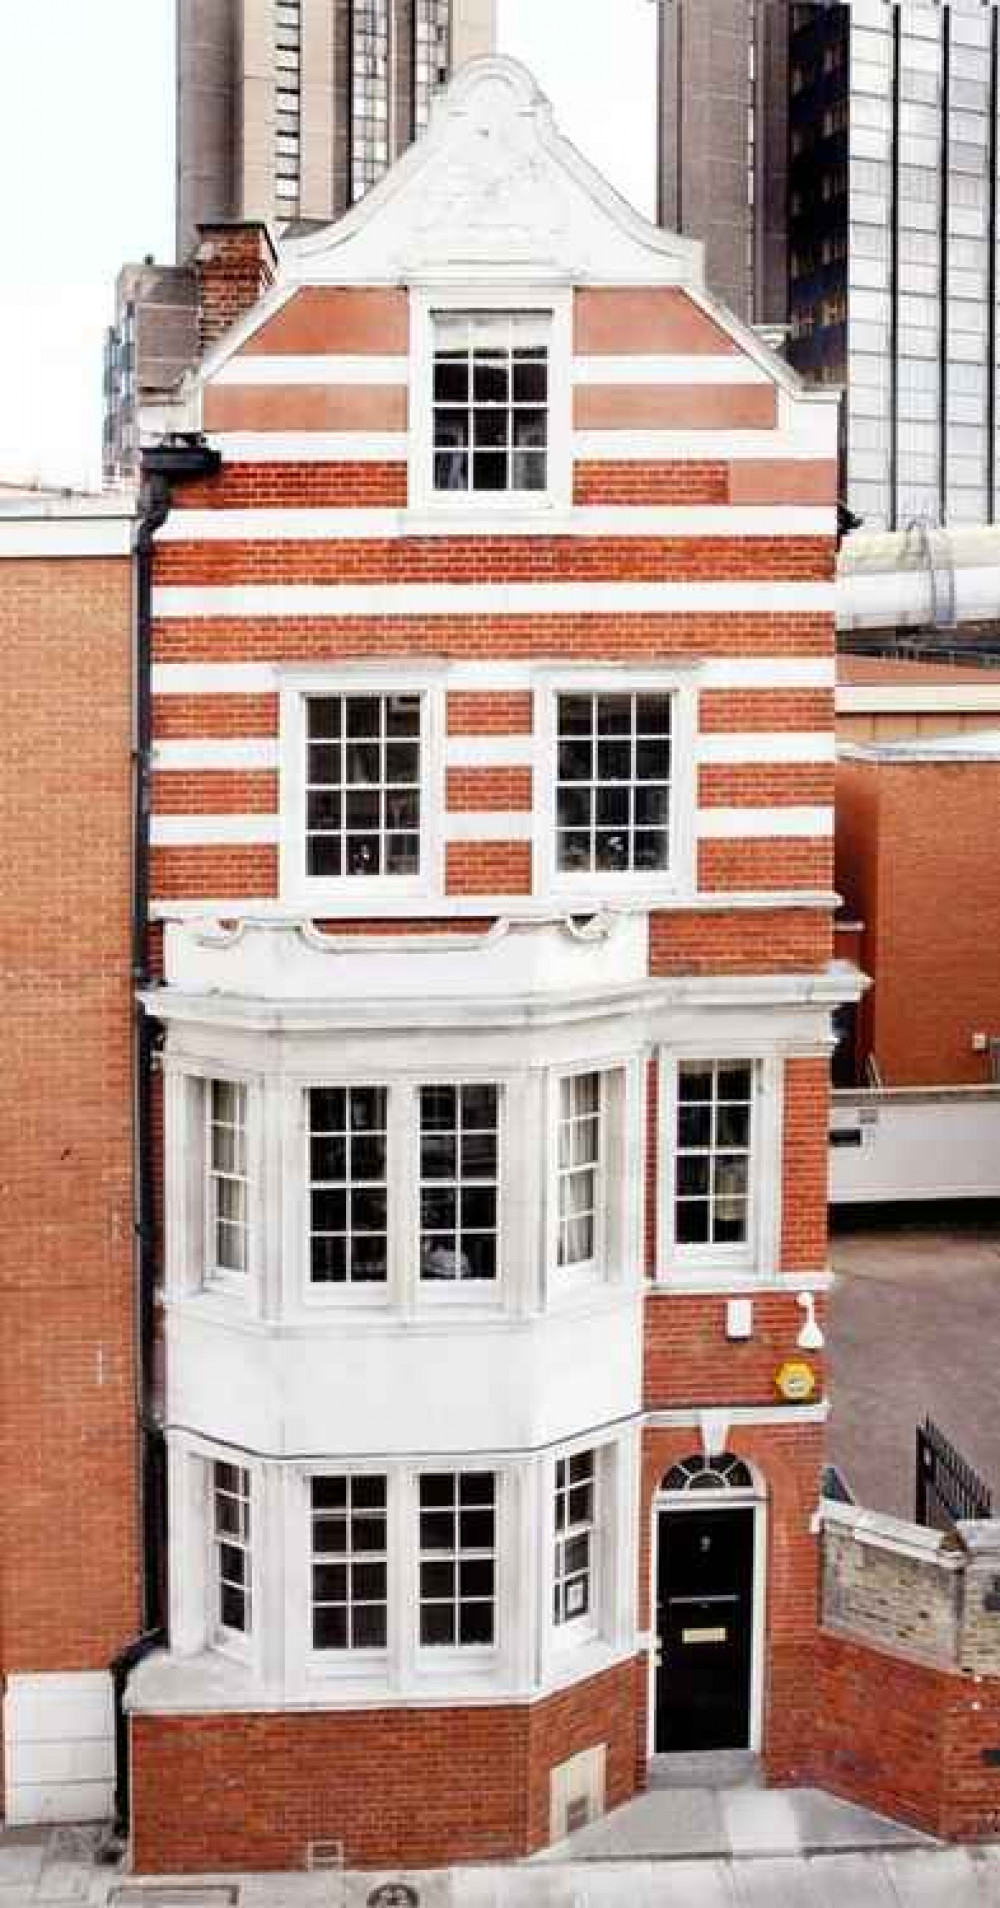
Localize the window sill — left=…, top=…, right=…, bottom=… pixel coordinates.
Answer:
left=402, top=503, right=574, bottom=538
left=647, top=1269, right=833, bottom=1295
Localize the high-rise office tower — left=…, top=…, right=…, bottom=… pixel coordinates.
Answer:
left=176, top=0, right=497, bottom=258
left=105, top=0, right=495, bottom=483
left=656, top=0, right=789, bottom=328
left=788, top=1, right=1000, bottom=531
left=658, top=1, right=1000, bottom=533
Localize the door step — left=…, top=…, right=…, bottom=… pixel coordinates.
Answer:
left=647, top=1750, right=762, bottom=1790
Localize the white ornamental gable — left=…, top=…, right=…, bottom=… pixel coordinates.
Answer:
left=284, top=57, right=704, bottom=287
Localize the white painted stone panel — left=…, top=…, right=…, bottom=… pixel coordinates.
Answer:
left=4, top=1672, right=114, bottom=1825
left=166, top=1294, right=643, bottom=1456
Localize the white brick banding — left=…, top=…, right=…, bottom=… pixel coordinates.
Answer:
left=152, top=581, right=836, bottom=619
left=156, top=505, right=835, bottom=543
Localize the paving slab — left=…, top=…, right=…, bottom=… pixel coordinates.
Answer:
left=881, top=1845, right=999, bottom=1907
left=728, top=1858, right=817, bottom=1908
left=0, top=1850, right=46, bottom=1887
left=537, top=1788, right=727, bottom=1861
left=722, top=1792, right=803, bottom=1857
left=804, top=1851, right=903, bottom=1908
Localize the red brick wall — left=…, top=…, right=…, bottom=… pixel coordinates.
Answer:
left=644, top=1294, right=826, bottom=1408
left=196, top=224, right=277, bottom=354
left=837, top=758, right=1000, bottom=1086
left=0, top=554, right=139, bottom=1668
left=780, top=1058, right=830, bottom=1271
left=813, top=1630, right=1000, bottom=1839
left=130, top=1657, right=642, bottom=1872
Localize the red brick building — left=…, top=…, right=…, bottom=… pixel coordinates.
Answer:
left=124, top=58, right=848, bottom=1869
left=837, top=733, right=1000, bottom=1089
left=0, top=490, right=138, bottom=1821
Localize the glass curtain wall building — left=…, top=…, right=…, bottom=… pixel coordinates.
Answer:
left=787, top=0, right=999, bottom=530
left=659, top=1, right=1000, bottom=532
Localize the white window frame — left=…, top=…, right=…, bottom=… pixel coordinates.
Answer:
left=552, top=1448, right=598, bottom=1640
left=279, top=667, right=445, bottom=909
left=657, top=1050, right=782, bottom=1282
left=306, top=1082, right=392, bottom=1299
left=552, top=1067, right=605, bottom=1287
left=546, top=1060, right=639, bottom=1297
left=536, top=670, right=699, bottom=904
left=299, top=1076, right=514, bottom=1314
left=415, top=1466, right=500, bottom=1660
left=408, top=285, right=573, bottom=522
left=204, top=1079, right=250, bottom=1287
left=210, top=1459, right=254, bottom=1655
left=417, top=1079, right=504, bottom=1297
left=308, top=1470, right=391, bottom=1661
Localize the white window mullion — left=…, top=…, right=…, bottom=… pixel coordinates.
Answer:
left=392, top=1084, right=416, bottom=1315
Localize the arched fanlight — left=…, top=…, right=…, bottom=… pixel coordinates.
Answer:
left=661, top=1453, right=754, bottom=1493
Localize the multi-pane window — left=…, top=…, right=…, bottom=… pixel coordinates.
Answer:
left=418, top=1472, right=496, bottom=1646
left=432, top=313, right=548, bottom=494
left=419, top=1085, right=499, bottom=1282
left=207, top=1081, right=249, bottom=1276
left=675, top=1062, right=753, bottom=1248
left=311, top=1475, right=388, bottom=1651
left=556, top=694, right=672, bottom=876
left=213, top=1461, right=252, bottom=1637
left=554, top=1451, right=596, bottom=1627
left=309, top=1087, right=388, bottom=1284
left=351, top=0, right=390, bottom=202
left=557, top=1073, right=600, bottom=1269
left=306, top=693, right=421, bottom=880
left=414, top=0, right=450, bottom=133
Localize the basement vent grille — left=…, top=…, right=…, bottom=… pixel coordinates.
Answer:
left=110, top=1892, right=239, bottom=1908
left=549, top=1742, right=606, bottom=1842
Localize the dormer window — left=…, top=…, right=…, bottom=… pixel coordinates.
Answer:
left=432, top=312, right=549, bottom=495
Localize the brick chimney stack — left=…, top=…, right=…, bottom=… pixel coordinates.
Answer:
left=194, top=221, right=278, bottom=355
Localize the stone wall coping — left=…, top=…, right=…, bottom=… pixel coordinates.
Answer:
left=956, top=1519, right=1000, bottom=1558
left=821, top=1497, right=965, bottom=1566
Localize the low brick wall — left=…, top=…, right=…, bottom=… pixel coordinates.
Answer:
left=814, top=1505, right=1000, bottom=1838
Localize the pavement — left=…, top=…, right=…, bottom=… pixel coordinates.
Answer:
left=828, top=1201, right=1000, bottom=1518
left=1, top=1797, right=996, bottom=1908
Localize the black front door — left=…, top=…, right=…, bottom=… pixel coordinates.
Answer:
left=654, top=1505, right=755, bottom=1753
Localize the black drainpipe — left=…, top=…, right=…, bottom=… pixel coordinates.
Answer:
left=111, top=434, right=221, bottom=1846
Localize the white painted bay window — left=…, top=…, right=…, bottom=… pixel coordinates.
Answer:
left=419, top=1084, right=500, bottom=1283
left=418, top=1471, right=497, bottom=1648
left=550, top=1065, right=636, bottom=1291
left=206, top=1081, right=249, bottom=1279
left=553, top=1450, right=597, bottom=1630
left=212, top=1460, right=252, bottom=1644
left=309, top=1086, right=389, bottom=1286
left=557, top=1072, right=601, bottom=1272
left=310, top=1474, right=389, bottom=1652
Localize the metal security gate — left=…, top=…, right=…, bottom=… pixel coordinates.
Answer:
left=916, top=1417, right=992, bottom=1529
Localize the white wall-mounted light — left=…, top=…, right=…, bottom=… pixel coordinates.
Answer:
left=796, top=1290, right=824, bottom=1352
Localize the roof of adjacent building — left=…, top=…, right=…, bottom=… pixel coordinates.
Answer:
left=841, top=727, right=1000, bottom=764
left=0, top=481, right=136, bottom=556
